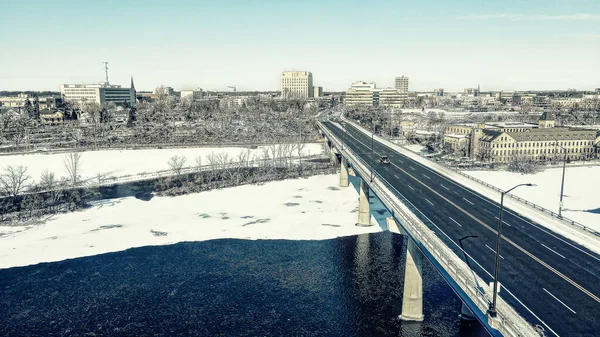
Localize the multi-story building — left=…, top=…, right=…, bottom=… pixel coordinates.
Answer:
left=313, top=86, right=323, bottom=97
left=345, top=81, right=408, bottom=108
left=445, top=112, right=598, bottom=162
left=219, top=96, right=249, bottom=108
left=395, top=76, right=409, bottom=93
left=61, top=83, right=136, bottom=106
left=180, top=88, right=204, bottom=100
left=0, top=94, right=61, bottom=109
left=154, top=86, right=175, bottom=97
left=281, top=71, right=313, bottom=98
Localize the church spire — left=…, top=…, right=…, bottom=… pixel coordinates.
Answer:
left=130, top=76, right=136, bottom=91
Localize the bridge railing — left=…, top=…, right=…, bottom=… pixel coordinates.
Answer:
left=340, top=116, right=599, bottom=238
left=319, top=122, right=540, bottom=337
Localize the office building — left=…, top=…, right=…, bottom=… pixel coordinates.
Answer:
left=444, top=112, right=599, bottom=162
left=345, top=81, right=408, bottom=107
left=61, top=83, right=136, bottom=106
left=154, top=86, right=175, bottom=96
left=313, top=86, right=323, bottom=97
left=281, top=71, right=313, bottom=98
left=181, top=88, right=204, bottom=100
left=395, top=76, right=409, bottom=93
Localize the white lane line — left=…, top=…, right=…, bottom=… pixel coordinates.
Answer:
left=543, top=288, right=577, bottom=314
left=541, top=244, right=566, bottom=259
left=494, top=217, right=512, bottom=227
left=394, top=174, right=400, bottom=179
left=440, top=184, right=450, bottom=191
left=398, top=159, right=404, bottom=163
left=407, top=185, right=415, bottom=191
left=484, top=209, right=493, bottom=214
left=449, top=217, right=462, bottom=227
left=424, top=198, right=434, bottom=206
left=423, top=174, right=431, bottom=180
left=485, top=244, right=505, bottom=259
left=462, top=197, right=474, bottom=205
left=409, top=166, right=416, bottom=171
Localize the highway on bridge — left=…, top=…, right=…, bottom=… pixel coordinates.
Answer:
left=324, top=121, right=600, bottom=337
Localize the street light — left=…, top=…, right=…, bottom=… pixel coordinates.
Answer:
left=489, top=183, right=535, bottom=318
left=370, top=125, right=375, bottom=181
left=554, top=142, right=567, bottom=218
left=341, top=122, right=346, bottom=151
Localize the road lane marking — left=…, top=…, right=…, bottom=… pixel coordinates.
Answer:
left=541, top=244, right=566, bottom=259
left=407, top=185, right=415, bottom=191
left=462, top=198, right=474, bottom=205
left=543, top=288, right=576, bottom=314
left=394, top=174, right=400, bottom=179
left=424, top=198, right=434, bottom=206
left=440, top=184, right=450, bottom=191
left=494, top=217, right=512, bottom=227
left=410, top=166, right=416, bottom=171
left=485, top=244, right=504, bottom=259
left=326, top=123, right=600, bottom=305
left=398, top=159, right=404, bottom=163
left=423, top=174, right=431, bottom=180
left=449, top=217, right=462, bottom=227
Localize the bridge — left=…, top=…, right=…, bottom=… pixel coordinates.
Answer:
left=317, top=111, right=600, bottom=337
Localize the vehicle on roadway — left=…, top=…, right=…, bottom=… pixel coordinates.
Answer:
left=379, top=156, right=390, bottom=165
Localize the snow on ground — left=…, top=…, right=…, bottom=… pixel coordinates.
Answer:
left=0, top=143, right=323, bottom=183
left=404, top=144, right=428, bottom=153
left=463, top=166, right=600, bottom=232
left=0, top=174, right=382, bottom=269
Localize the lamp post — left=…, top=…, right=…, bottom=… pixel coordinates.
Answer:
left=554, top=142, right=567, bottom=218
left=370, top=125, right=375, bottom=181
left=489, top=183, right=535, bottom=318
left=341, top=122, right=346, bottom=151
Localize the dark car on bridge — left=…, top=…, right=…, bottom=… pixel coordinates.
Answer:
left=379, top=156, right=390, bottom=165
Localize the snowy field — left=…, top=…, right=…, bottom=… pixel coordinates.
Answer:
left=463, top=166, right=600, bottom=232
left=0, top=143, right=323, bottom=184
left=404, top=144, right=428, bottom=153
left=0, top=174, right=382, bottom=269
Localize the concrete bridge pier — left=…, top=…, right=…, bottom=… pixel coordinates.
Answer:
left=356, top=179, right=372, bottom=226
left=386, top=216, right=424, bottom=321
left=340, top=157, right=349, bottom=187
left=400, top=235, right=424, bottom=321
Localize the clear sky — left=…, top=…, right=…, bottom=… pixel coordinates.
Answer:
left=1, top=0, right=599, bottom=92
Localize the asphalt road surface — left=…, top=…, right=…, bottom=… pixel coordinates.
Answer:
left=324, top=121, right=600, bottom=337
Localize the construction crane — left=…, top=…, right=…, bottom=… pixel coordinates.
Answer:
left=227, top=85, right=236, bottom=92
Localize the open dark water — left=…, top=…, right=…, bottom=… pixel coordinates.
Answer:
left=0, top=232, right=487, bottom=336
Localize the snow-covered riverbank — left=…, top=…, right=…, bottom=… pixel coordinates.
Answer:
left=0, top=143, right=324, bottom=184
left=0, top=174, right=381, bottom=269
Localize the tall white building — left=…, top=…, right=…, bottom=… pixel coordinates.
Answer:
left=395, top=76, right=409, bottom=93
left=281, top=71, right=313, bottom=98
left=61, top=83, right=136, bottom=106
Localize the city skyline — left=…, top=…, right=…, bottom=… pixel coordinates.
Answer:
left=1, top=0, right=599, bottom=92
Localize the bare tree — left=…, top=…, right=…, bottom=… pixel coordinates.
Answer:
left=0, top=165, right=31, bottom=197
left=167, top=155, right=187, bottom=177
left=64, top=152, right=83, bottom=185
left=39, top=170, right=66, bottom=213
left=195, top=155, right=203, bottom=172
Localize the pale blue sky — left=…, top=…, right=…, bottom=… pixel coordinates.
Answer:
left=1, top=0, right=599, bottom=92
